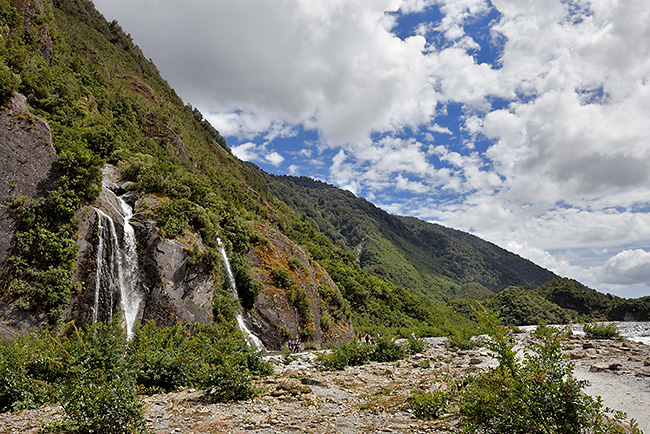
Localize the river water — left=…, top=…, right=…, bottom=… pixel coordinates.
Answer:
left=520, top=321, right=650, bottom=346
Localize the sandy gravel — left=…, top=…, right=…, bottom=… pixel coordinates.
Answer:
left=577, top=367, right=650, bottom=432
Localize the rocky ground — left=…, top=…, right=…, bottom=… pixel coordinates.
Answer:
left=1, top=332, right=649, bottom=434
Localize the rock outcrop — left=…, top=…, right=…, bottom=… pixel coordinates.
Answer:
left=66, top=166, right=215, bottom=330
left=136, top=210, right=215, bottom=327
left=248, top=226, right=355, bottom=350
left=0, top=93, right=57, bottom=337
left=0, top=92, right=57, bottom=273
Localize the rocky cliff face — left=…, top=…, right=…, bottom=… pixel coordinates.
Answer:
left=248, top=226, right=355, bottom=350
left=66, top=166, right=215, bottom=331
left=0, top=93, right=352, bottom=345
left=0, top=93, right=57, bottom=337
left=0, top=93, right=57, bottom=274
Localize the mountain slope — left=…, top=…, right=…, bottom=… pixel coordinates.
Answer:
left=255, top=173, right=558, bottom=301
left=0, top=0, right=472, bottom=340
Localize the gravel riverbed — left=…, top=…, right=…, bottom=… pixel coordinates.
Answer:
left=1, top=332, right=649, bottom=434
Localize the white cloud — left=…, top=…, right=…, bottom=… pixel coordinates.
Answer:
left=600, top=250, right=650, bottom=286
left=92, top=0, right=650, bottom=297
left=231, top=142, right=285, bottom=167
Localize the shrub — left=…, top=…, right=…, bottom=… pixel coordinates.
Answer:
left=316, top=340, right=373, bottom=371
left=406, top=335, right=426, bottom=355
left=270, top=267, right=295, bottom=290
left=189, top=323, right=271, bottom=402
left=445, top=326, right=479, bottom=350
left=456, top=307, right=640, bottom=433
left=127, top=322, right=195, bottom=394
left=0, top=333, right=53, bottom=412
left=584, top=322, right=620, bottom=340
left=371, top=337, right=405, bottom=363
left=408, top=390, right=448, bottom=420
left=45, top=372, right=147, bottom=434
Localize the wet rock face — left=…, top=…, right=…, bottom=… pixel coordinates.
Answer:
left=247, top=226, right=355, bottom=350
left=137, top=220, right=214, bottom=327
left=0, top=93, right=57, bottom=274
left=0, top=93, right=57, bottom=338
left=67, top=172, right=215, bottom=331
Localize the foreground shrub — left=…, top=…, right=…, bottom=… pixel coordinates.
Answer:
left=457, top=306, right=640, bottom=434
left=584, top=322, right=621, bottom=340
left=316, top=340, right=373, bottom=370
left=0, top=333, right=54, bottom=412
left=408, top=390, right=449, bottom=420
left=316, top=337, right=406, bottom=370
left=371, top=337, right=405, bottom=362
left=445, top=325, right=479, bottom=350
left=408, top=390, right=448, bottom=420
left=189, top=322, right=272, bottom=402
left=127, top=322, right=195, bottom=394
left=45, top=372, right=147, bottom=434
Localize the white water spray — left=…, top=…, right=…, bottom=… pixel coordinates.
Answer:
left=218, top=239, right=265, bottom=351
left=93, top=191, right=144, bottom=339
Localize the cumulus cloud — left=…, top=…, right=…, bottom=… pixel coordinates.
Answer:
left=92, top=0, right=650, bottom=297
left=600, top=250, right=650, bottom=286
left=231, top=142, right=285, bottom=167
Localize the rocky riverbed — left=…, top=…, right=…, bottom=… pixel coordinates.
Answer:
left=1, top=332, right=649, bottom=434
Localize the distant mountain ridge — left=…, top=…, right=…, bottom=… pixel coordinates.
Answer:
left=253, top=172, right=559, bottom=301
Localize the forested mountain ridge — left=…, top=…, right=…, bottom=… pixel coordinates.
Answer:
left=255, top=172, right=558, bottom=301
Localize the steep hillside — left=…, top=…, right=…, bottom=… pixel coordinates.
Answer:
left=0, top=0, right=472, bottom=342
left=256, top=173, right=558, bottom=301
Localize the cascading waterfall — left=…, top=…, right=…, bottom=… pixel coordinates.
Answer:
left=218, top=239, right=265, bottom=351
left=93, top=191, right=144, bottom=339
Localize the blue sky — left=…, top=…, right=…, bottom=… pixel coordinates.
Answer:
left=92, top=0, right=650, bottom=298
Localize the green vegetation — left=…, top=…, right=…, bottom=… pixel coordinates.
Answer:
left=0, top=318, right=271, bottom=426
left=485, top=285, right=575, bottom=326
left=408, top=390, right=449, bottom=420
left=316, top=336, right=406, bottom=371
left=583, top=322, right=621, bottom=340
left=479, top=279, right=650, bottom=327
left=255, top=173, right=558, bottom=301
left=454, top=307, right=639, bottom=433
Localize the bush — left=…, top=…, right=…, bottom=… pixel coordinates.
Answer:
left=189, top=323, right=271, bottom=402
left=456, top=307, right=640, bottom=433
left=45, top=372, right=147, bottom=434
left=406, top=335, right=426, bottom=355
left=584, top=322, right=620, bottom=340
left=0, top=333, right=53, bottom=412
left=408, top=390, right=448, bottom=420
left=127, top=322, right=195, bottom=394
left=445, top=326, right=479, bottom=350
left=371, top=337, right=405, bottom=363
left=316, top=340, right=373, bottom=371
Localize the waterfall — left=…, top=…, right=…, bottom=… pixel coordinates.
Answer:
left=218, top=239, right=265, bottom=351
left=93, top=191, right=144, bottom=339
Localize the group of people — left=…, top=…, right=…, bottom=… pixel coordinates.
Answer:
left=357, top=331, right=381, bottom=344
left=287, top=339, right=302, bottom=353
